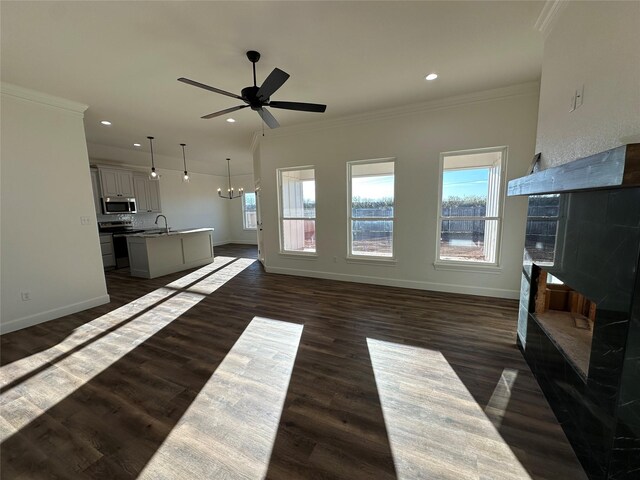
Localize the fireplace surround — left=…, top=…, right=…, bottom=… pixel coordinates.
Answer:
left=509, top=144, right=640, bottom=480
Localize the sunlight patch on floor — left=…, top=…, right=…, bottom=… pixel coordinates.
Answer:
left=366, top=338, right=531, bottom=480
left=484, top=368, right=518, bottom=429
left=0, top=256, right=237, bottom=386
left=0, top=257, right=254, bottom=440
left=139, top=316, right=303, bottom=479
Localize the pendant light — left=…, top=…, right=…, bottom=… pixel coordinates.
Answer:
left=180, top=143, right=190, bottom=182
left=217, top=158, right=244, bottom=199
left=148, top=136, right=159, bottom=180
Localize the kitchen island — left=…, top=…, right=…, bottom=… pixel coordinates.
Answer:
left=126, top=228, right=214, bottom=279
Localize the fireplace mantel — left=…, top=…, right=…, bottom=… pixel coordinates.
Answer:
left=507, top=143, right=640, bottom=197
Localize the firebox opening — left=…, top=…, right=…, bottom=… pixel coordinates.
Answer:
left=531, top=267, right=596, bottom=379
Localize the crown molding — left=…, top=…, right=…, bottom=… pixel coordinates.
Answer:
left=0, top=82, right=88, bottom=115
left=252, top=81, right=539, bottom=142
left=534, top=0, right=568, bottom=37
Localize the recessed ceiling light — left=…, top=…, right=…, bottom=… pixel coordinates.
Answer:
left=100, top=120, right=112, bottom=125
left=425, top=73, right=438, bottom=81
left=226, top=118, right=236, bottom=123
left=133, top=143, right=141, bottom=147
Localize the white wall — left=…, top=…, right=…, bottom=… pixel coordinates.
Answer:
left=228, top=174, right=258, bottom=244
left=147, top=168, right=232, bottom=245
left=1, top=84, right=109, bottom=333
left=535, top=1, right=640, bottom=168
left=255, top=83, right=540, bottom=299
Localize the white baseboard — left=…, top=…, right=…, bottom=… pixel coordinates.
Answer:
left=213, top=240, right=257, bottom=246
left=265, top=266, right=519, bottom=299
left=0, top=294, right=111, bottom=335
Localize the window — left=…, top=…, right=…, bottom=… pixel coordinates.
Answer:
left=242, top=192, right=257, bottom=230
left=436, top=147, right=505, bottom=265
left=348, top=159, right=395, bottom=258
left=277, top=167, right=316, bottom=253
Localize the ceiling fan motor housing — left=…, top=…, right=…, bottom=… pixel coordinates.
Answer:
left=241, top=86, right=265, bottom=110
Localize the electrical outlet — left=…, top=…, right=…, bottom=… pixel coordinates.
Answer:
left=21, top=291, right=31, bottom=301
left=80, top=216, right=91, bottom=225
left=333, top=256, right=337, bottom=263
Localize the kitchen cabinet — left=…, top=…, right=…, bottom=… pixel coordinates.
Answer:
left=133, top=174, right=162, bottom=213
left=99, top=233, right=116, bottom=268
left=127, top=229, right=214, bottom=278
left=99, top=167, right=134, bottom=198
left=90, top=168, right=102, bottom=215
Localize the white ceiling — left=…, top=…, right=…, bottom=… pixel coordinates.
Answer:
left=1, top=1, right=544, bottom=176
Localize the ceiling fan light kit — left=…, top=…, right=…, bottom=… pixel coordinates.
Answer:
left=178, top=50, right=327, bottom=129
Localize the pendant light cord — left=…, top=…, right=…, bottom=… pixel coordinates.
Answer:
left=148, top=136, right=155, bottom=169
left=181, top=143, right=187, bottom=173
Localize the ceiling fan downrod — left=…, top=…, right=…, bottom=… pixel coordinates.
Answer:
left=247, top=50, right=261, bottom=87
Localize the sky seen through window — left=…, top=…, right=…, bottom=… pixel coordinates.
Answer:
left=443, top=168, right=489, bottom=200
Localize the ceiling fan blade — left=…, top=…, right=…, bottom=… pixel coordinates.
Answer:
left=201, top=105, right=249, bottom=119
left=269, top=101, right=327, bottom=113
left=257, top=68, right=290, bottom=101
left=178, top=77, right=243, bottom=101
left=257, top=108, right=280, bottom=129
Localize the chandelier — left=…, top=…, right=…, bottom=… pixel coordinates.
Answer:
left=218, top=158, right=244, bottom=199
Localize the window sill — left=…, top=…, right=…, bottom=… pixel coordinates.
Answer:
left=346, top=256, right=397, bottom=266
left=279, top=252, right=318, bottom=260
left=433, top=261, right=502, bottom=274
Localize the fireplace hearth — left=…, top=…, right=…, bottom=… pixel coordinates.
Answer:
left=509, top=144, right=640, bottom=480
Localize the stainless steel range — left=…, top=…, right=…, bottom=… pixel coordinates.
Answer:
left=98, top=220, right=145, bottom=269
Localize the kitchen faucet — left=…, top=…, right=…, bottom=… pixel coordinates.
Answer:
left=155, top=215, right=169, bottom=234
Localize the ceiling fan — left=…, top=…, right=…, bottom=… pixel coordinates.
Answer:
left=178, top=50, right=327, bottom=129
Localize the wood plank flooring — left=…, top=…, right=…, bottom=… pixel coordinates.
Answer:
left=0, top=244, right=587, bottom=479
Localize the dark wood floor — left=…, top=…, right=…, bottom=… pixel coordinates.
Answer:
left=0, top=244, right=587, bottom=479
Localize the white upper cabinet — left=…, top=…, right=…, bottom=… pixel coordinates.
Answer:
left=133, top=175, right=149, bottom=212
left=99, top=167, right=134, bottom=197
left=146, top=179, right=161, bottom=212
left=133, top=173, right=162, bottom=213
left=116, top=170, right=135, bottom=197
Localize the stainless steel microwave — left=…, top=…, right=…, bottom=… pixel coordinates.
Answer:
left=102, top=197, right=137, bottom=214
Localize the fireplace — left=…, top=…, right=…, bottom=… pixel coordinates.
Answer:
left=509, top=144, right=640, bottom=480
left=531, top=267, right=596, bottom=379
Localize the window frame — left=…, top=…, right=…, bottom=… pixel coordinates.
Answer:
left=277, top=165, right=317, bottom=256
left=434, top=146, right=507, bottom=270
left=347, top=157, right=397, bottom=262
left=242, top=191, right=257, bottom=230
